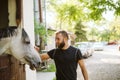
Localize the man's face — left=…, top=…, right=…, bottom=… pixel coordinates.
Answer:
left=55, top=33, right=65, bottom=49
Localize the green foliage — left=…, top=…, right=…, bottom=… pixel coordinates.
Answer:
left=47, top=0, right=120, bottom=41
left=89, top=27, right=99, bottom=36
left=39, top=63, right=56, bottom=72
left=48, top=0, right=120, bottom=22
left=99, top=30, right=111, bottom=41
left=48, top=0, right=85, bottom=30
left=47, top=0, right=120, bottom=35
left=47, top=29, right=56, bottom=36
left=78, top=0, right=120, bottom=20
left=46, top=63, right=56, bottom=72
left=109, top=17, right=120, bottom=41
left=74, top=21, right=87, bottom=41
left=89, top=17, right=120, bottom=41
left=88, top=27, right=103, bottom=41
left=55, top=3, right=83, bottom=24
left=34, top=21, right=47, bottom=48
left=34, top=21, right=46, bottom=37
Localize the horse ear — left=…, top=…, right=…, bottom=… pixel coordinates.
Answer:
left=22, top=29, right=30, bottom=44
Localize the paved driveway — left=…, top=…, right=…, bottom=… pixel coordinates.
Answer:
left=77, top=45, right=120, bottom=80
left=37, top=72, right=55, bottom=80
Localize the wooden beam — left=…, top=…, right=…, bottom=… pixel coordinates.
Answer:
left=38, top=0, right=43, bottom=23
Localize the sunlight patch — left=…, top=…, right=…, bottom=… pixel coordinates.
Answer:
left=101, top=58, right=120, bottom=64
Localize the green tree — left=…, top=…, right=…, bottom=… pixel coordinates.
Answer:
left=47, top=0, right=120, bottom=42
left=109, top=17, right=120, bottom=41
left=48, top=0, right=120, bottom=22
left=97, top=17, right=120, bottom=41
left=74, top=21, right=87, bottom=42
left=78, top=0, right=120, bottom=20
left=89, top=27, right=99, bottom=41
left=47, top=0, right=85, bottom=31
left=34, top=21, right=47, bottom=50
left=99, top=30, right=111, bottom=42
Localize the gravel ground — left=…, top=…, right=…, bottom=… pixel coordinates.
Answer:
left=77, top=46, right=120, bottom=80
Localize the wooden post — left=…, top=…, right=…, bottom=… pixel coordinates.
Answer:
left=38, top=0, right=43, bottom=23
left=0, top=55, right=26, bottom=80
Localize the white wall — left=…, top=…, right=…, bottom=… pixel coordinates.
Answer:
left=47, top=36, right=55, bottom=50
left=22, top=0, right=37, bottom=80
left=8, top=0, right=17, bottom=26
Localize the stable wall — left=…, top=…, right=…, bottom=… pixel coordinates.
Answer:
left=22, top=0, right=37, bottom=80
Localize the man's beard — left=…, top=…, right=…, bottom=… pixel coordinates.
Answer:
left=56, top=41, right=65, bottom=49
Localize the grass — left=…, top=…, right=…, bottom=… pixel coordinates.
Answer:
left=43, top=63, right=56, bottom=72
left=53, top=77, right=56, bottom=80
left=37, top=63, right=56, bottom=72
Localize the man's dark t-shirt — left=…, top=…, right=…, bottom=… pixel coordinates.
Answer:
left=47, top=46, right=83, bottom=80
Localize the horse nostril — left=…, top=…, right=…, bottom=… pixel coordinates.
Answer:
left=38, top=62, right=41, bottom=65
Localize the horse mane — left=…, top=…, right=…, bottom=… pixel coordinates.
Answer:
left=0, top=26, right=30, bottom=44
left=0, top=26, right=17, bottom=40
left=22, top=29, right=30, bottom=44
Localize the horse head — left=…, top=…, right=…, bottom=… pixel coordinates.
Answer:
left=0, top=26, right=42, bottom=70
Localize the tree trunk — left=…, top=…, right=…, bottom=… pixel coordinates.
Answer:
left=40, top=36, right=45, bottom=50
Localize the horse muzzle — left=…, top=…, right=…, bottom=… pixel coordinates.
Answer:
left=24, top=56, right=42, bottom=70
left=29, top=61, right=42, bottom=70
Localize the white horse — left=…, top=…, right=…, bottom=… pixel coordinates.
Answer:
left=0, top=26, right=42, bottom=70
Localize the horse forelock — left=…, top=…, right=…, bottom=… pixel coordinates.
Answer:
left=22, top=29, right=30, bottom=44
left=0, top=26, right=17, bottom=40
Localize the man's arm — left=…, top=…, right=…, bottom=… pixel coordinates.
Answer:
left=78, top=59, right=88, bottom=80
left=34, top=46, right=51, bottom=61
left=40, top=53, right=50, bottom=61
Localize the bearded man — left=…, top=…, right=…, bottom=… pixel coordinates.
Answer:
left=40, top=30, right=88, bottom=80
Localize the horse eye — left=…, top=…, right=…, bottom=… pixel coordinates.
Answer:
left=23, top=40, right=30, bottom=44
left=25, top=41, right=30, bottom=44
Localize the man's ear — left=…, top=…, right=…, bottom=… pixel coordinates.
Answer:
left=64, top=37, right=68, bottom=41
